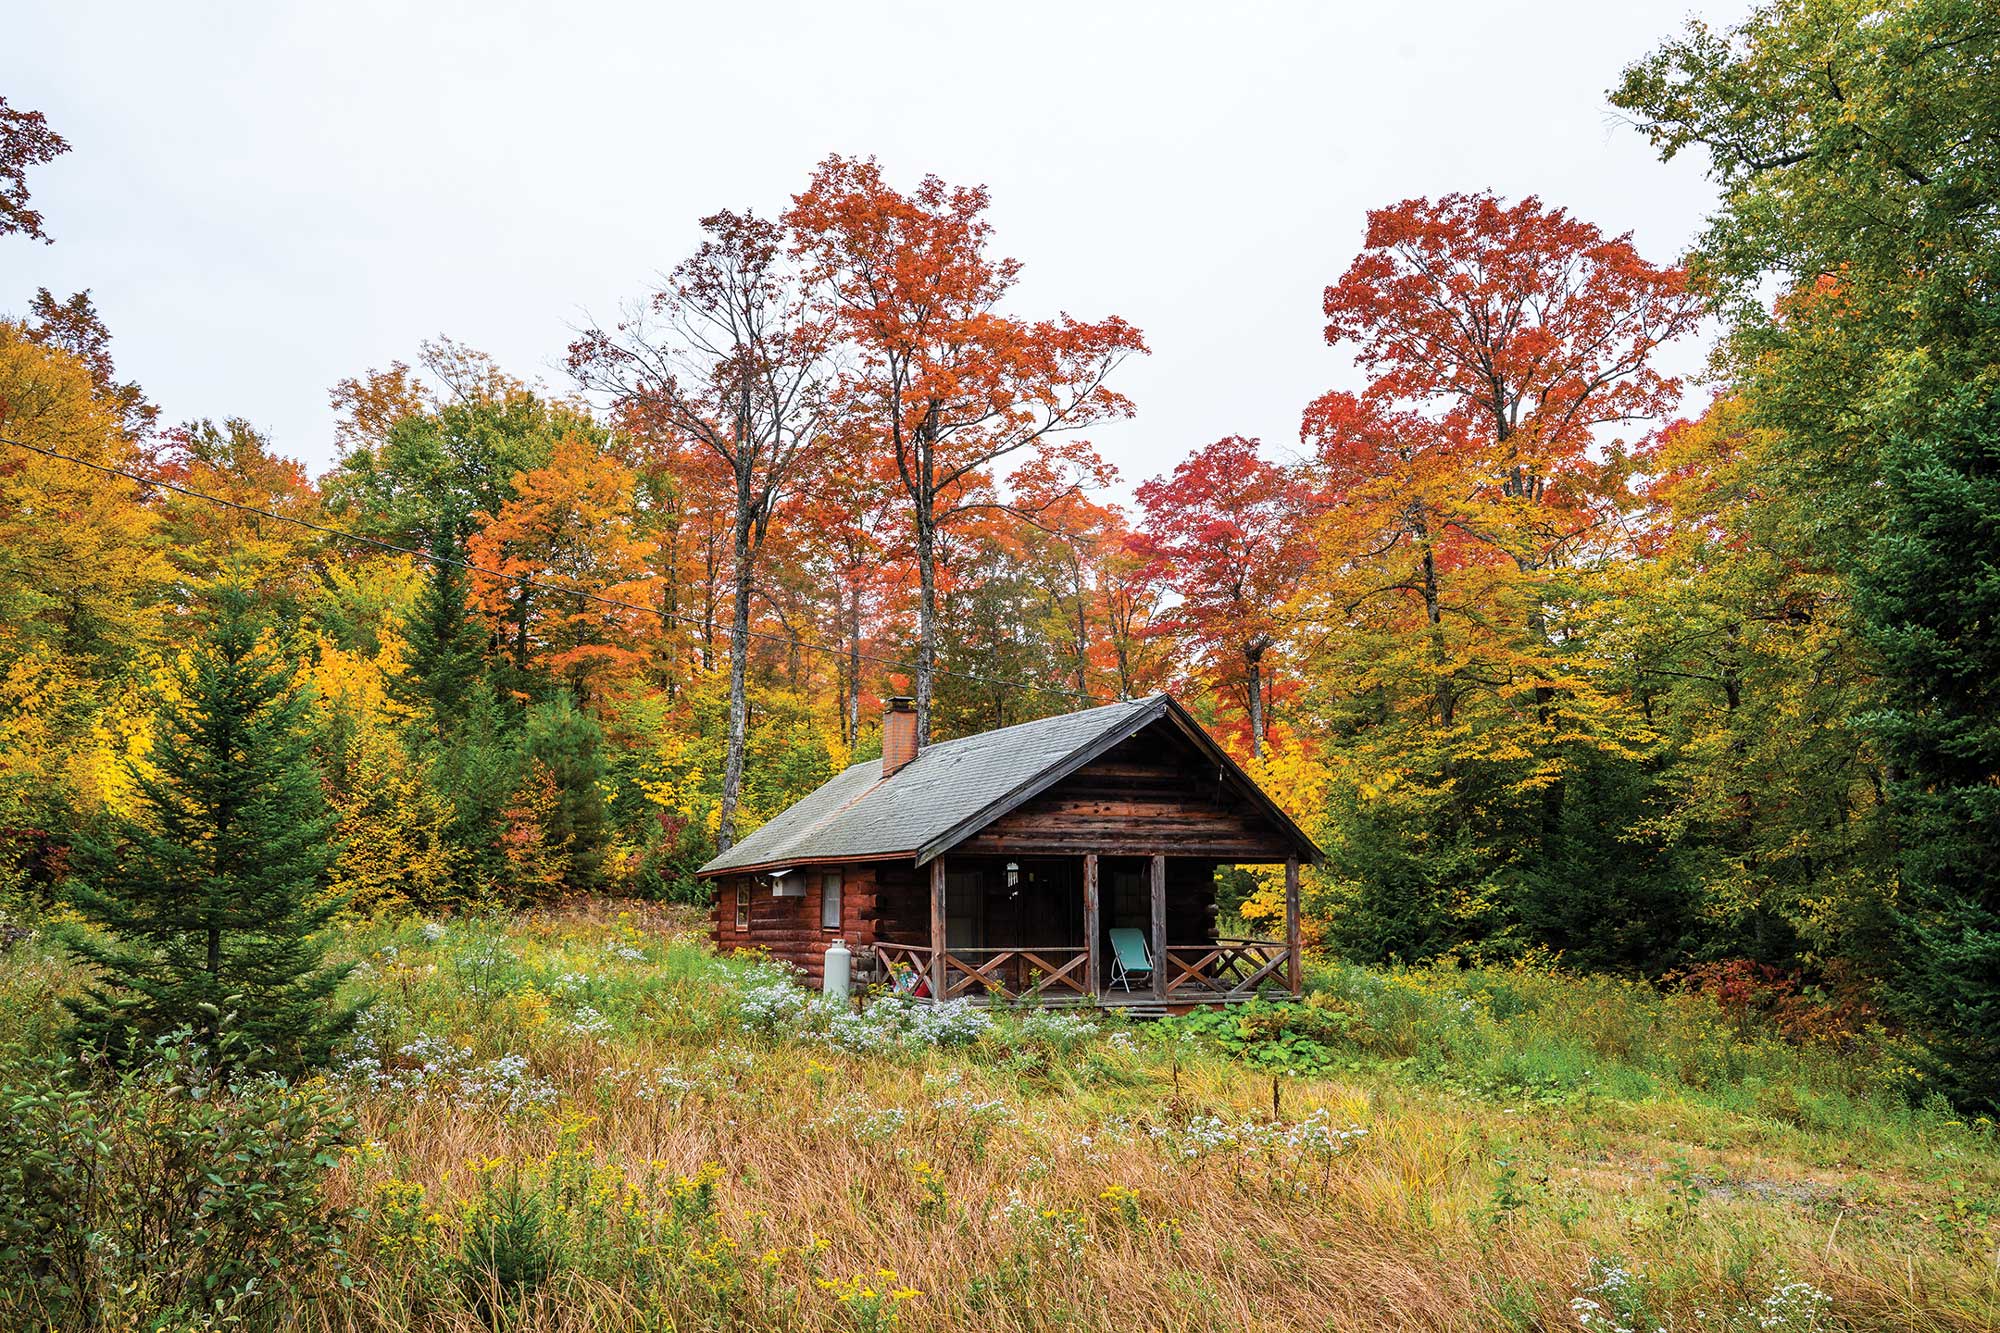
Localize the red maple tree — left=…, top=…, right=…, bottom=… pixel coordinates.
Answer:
left=1319, top=192, right=1701, bottom=574
left=1136, top=435, right=1315, bottom=757
left=0, top=96, right=69, bottom=243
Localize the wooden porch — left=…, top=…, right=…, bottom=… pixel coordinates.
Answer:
left=868, top=850, right=1302, bottom=1007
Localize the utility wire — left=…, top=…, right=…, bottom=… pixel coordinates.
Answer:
left=0, top=433, right=1119, bottom=707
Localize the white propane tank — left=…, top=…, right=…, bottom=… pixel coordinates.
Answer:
left=822, top=939, right=852, bottom=999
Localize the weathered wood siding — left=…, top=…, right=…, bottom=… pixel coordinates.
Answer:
left=713, top=719, right=1291, bottom=966
left=712, top=865, right=878, bottom=986
left=869, top=862, right=928, bottom=942
left=955, top=728, right=1296, bottom=862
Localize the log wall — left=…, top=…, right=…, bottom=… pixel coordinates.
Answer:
left=711, top=865, right=879, bottom=987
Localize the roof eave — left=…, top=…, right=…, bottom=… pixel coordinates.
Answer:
left=695, top=848, right=918, bottom=879
left=916, top=693, right=1323, bottom=867
left=706, top=691, right=1324, bottom=876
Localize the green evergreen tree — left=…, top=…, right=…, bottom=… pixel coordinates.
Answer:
left=1861, top=378, right=2000, bottom=1109
left=402, top=521, right=488, bottom=718
left=63, top=589, right=357, bottom=1077
left=523, top=691, right=609, bottom=891
left=428, top=678, right=523, bottom=902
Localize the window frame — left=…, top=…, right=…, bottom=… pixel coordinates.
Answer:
left=734, top=884, right=749, bottom=931
left=820, top=870, right=843, bottom=931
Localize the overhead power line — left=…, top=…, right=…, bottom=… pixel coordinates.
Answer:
left=0, top=433, right=1117, bottom=708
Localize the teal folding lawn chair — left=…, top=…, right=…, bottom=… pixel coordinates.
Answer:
left=1107, top=928, right=1153, bottom=992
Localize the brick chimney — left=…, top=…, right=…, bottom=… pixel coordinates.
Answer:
left=882, top=697, right=919, bottom=777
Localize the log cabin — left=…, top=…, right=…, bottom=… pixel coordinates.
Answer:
left=698, top=693, right=1321, bottom=1010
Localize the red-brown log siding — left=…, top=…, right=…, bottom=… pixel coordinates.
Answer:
left=712, top=865, right=879, bottom=987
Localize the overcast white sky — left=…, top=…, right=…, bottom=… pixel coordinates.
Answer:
left=8, top=0, right=1740, bottom=499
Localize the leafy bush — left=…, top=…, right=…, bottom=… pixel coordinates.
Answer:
left=0, top=1036, right=357, bottom=1331
left=1161, top=999, right=1360, bottom=1075
left=1001, top=1007, right=1099, bottom=1056
left=1673, top=958, right=1873, bottom=1047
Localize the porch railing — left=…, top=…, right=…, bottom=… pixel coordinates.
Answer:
left=1162, top=937, right=1289, bottom=998
left=870, top=937, right=1288, bottom=1003
left=870, top=941, right=935, bottom=994
left=940, top=947, right=1090, bottom=1001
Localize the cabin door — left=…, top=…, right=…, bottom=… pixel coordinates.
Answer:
left=1105, top=860, right=1149, bottom=936
left=944, top=867, right=985, bottom=950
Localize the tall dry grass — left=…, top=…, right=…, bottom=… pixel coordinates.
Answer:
left=6, top=900, right=1997, bottom=1331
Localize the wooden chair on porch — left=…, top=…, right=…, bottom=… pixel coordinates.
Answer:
left=1107, top=928, right=1153, bottom=992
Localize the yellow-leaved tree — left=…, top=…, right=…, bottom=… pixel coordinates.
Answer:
left=0, top=323, right=165, bottom=675
left=325, top=719, right=456, bottom=917
left=0, top=324, right=167, bottom=897
left=1239, top=735, right=1337, bottom=942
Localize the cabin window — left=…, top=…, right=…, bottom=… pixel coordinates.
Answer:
left=734, top=884, right=749, bottom=931
left=820, top=871, right=843, bottom=930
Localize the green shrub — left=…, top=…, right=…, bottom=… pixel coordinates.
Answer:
left=0, top=1035, right=357, bottom=1331
left=458, top=1171, right=559, bottom=1314
left=1162, top=999, right=1361, bottom=1075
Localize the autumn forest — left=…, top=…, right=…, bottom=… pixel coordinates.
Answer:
left=4, top=0, right=1998, bottom=1115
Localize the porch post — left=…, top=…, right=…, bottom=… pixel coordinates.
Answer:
left=1285, top=856, right=1302, bottom=995
left=1082, top=853, right=1100, bottom=996
left=1149, top=853, right=1167, bottom=1001
left=929, top=857, right=947, bottom=1000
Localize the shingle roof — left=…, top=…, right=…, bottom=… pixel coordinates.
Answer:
left=698, top=695, right=1168, bottom=876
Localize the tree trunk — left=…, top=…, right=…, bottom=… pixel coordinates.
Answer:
left=1246, top=647, right=1266, bottom=759
left=915, top=504, right=938, bottom=745
left=846, top=583, right=862, bottom=747
left=1070, top=556, right=1089, bottom=708
left=205, top=923, right=221, bottom=1051
left=511, top=583, right=531, bottom=675
left=1411, top=508, right=1454, bottom=726
left=716, top=471, right=754, bottom=853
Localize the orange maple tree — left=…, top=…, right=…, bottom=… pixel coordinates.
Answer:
left=1096, top=524, right=1175, bottom=704
left=154, top=418, right=325, bottom=611
left=467, top=434, right=657, bottom=702
left=786, top=155, right=1147, bottom=741
left=1318, top=192, right=1701, bottom=578
left=788, top=427, right=905, bottom=744
left=1301, top=193, right=1701, bottom=831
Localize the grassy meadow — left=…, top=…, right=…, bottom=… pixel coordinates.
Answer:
left=4, top=900, right=1998, bottom=1332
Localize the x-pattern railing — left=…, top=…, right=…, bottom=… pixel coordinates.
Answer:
left=943, top=947, right=1089, bottom=1001
left=870, top=941, right=935, bottom=992
left=1163, top=938, right=1288, bottom=997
